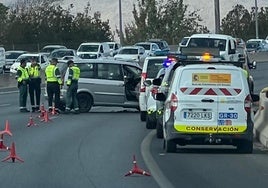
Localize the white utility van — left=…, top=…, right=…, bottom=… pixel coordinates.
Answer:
left=157, top=62, right=259, bottom=153
left=0, top=47, right=5, bottom=73
left=77, top=42, right=111, bottom=58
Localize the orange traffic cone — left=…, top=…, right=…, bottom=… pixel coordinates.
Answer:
left=0, top=120, right=12, bottom=136
left=2, top=142, right=24, bottom=163
left=27, top=115, right=37, bottom=127
left=50, top=106, right=58, bottom=115
left=41, top=110, right=52, bottom=123
left=0, top=134, right=7, bottom=150
left=124, top=155, right=150, bottom=177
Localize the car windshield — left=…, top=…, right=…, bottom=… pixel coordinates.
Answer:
left=188, top=38, right=226, bottom=51
left=17, top=56, right=38, bottom=62
left=136, top=44, right=150, bottom=50
left=108, top=44, right=114, bottom=49
left=40, top=47, right=61, bottom=53
left=246, top=42, right=259, bottom=49
left=119, top=48, right=138, bottom=54
left=5, top=52, right=24, bottom=59
left=78, top=45, right=99, bottom=52
left=51, top=50, right=74, bottom=58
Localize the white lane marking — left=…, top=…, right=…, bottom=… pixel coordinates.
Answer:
left=0, top=104, right=11, bottom=107
left=0, top=91, right=18, bottom=95
left=141, top=130, right=175, bottom=188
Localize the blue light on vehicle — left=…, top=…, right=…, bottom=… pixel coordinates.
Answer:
left=163, top=57, right=177, bottom=68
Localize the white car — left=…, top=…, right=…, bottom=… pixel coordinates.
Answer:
left=77, top=42, right=111, bottom=58
left=48, top=49, right=80, bottom=61
left=4, top=50, right=27, bottom=72
left=134, top=42, right=161, bottom=56
left=139, top=56, right=167, bottom=127
left=40, top=45, right=67, bottom=57
left=106, top=41, right=121, bottom=56
left=114, top=46, right=147, bottom=66
left=10, top=53, right=50, bottom=74
left=156, top=61, right=259, bottom=153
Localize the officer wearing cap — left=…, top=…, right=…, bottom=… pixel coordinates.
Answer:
left=16, top=59, right=30, bottom=112
left=45, top=58, right=62, bottom=113
left=64, top=60, right=80, bottom=114
left=28, top=57, right=41, bottom=112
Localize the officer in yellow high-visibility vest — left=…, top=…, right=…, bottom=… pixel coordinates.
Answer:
left=64, top=60, right=80, bottom=114
left=45, top=58, right=62, bottom=113
left=27, top=58, right=41, bottom=112
left=16, top=59, right=30, bottom=112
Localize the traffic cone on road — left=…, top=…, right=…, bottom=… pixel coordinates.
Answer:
left=2, top=142, right=24, bottom=163
left=0, top=120, right=12, bottom=136
left=41, top=110, right=52, bottom=123
left=38, top=104, right=46, bottom=118
left=27, top=115, right=37, bottom=127
left=0, top=134, right=7, bottom=150
left=124, top=155, right=150, bottom=177
left=50, top=106, right=58, bottom=115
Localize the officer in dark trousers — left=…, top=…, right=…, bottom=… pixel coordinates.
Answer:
left=65, top=60, right=80, bottom=114
left=16, top=59, right=30, bottom=112
left=45, top=58, right=62, bottom=113
left=28, top=58, right=41, bottom=112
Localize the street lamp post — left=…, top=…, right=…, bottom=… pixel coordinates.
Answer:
left=119, top=0, right=123, bottom=45
left=214, top=0, right=220, bottom=34
left=255, top=0, right=259, bottom=39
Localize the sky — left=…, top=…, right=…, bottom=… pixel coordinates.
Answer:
left=2, top=0, right=268, bottom=37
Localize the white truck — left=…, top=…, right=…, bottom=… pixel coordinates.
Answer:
left=184, top=33, right=240, bottom=61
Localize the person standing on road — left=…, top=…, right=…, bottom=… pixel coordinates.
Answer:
left=64, top=60, right=80, bottom=114
left=28, top=58, right=41, bottom=112
left=16, top=59, right=30, bottom=112
left=45, top=58, right=62, bottom=113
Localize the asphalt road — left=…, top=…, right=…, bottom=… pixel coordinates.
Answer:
left=0, top=61, right=268, bottom=188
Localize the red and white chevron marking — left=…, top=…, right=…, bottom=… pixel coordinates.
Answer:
left=180, top=87, right=242, bottom=96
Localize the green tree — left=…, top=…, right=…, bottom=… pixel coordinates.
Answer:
left=0, top=3, right=9, bottom=44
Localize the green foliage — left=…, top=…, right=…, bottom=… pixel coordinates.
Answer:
left=1, top=1, right=113, bottom=51
left=122, top=0, right=209, bottom=45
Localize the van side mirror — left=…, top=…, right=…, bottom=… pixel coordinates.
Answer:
left=251, top=94, right=259, bottom=102
left=248, top=61, right=257, bottom=69
left=155, top=93, right=166, bottom=101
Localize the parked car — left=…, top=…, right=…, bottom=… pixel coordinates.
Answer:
left=106, top=41, right=121, bottom=56
left=156, top=60, right=259, bottom=153
left=40, top=45, right=67, bottom=57
left=10, top=53, right=49, bottom=73
left=77, top=42, right=111, bottom=58
left=246, top=39, right=267, bottom=53
left=139, top=56, right=167, bottom=126
left=4, top=50, right=27, bottom=72
left=147, top=39, right=170, bottom=52
left=48, top=49, right=80, bottom=61
left=58, top=59, right=142, bottom=112
left=114, top=46, right=147, bottom=66
left=134, top=42, right=161, bottom=56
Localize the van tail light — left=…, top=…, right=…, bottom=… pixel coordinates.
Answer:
left=170, top=93, right=178, bottom=112
left=140, top=73, right=147, bottom=92
left=151, top=86, right=158, bottom=95
left=244, top=94, right=252, bottom=113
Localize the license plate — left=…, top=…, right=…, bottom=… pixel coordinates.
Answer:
left=184, top=111, right=212, bottom=120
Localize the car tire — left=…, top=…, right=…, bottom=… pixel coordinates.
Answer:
left=156, top=121, right=163, bottom=139
left=164, top=139, right=177, bottom=153
left=77, top=93, right=93, bottom=113
left=58, top=100, right=66, bottom=111
left=146, top=115, right=156, bottom=129
left=140, top=111, right=146, bottom=121
left=237, top=140, right=253, bottom=154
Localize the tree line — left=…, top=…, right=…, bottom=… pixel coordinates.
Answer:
left=0, top=0, right=268, bottom=52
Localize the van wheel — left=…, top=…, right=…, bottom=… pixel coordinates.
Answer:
left=140, top=111, right=146, bottom=121
left=146, top=115, right=156, bottom=129
left=58, top=100, right=66, bottom=111
left=237, top=140, right=253, bottom=154
left=164, top=139, right=177, bottom=153
left=156, top=121, right=163, bottom=139
left=77, top=93, right=93, bottom=113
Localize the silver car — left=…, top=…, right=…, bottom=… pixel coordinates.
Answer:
left=61, top=59, right=142, bottom=112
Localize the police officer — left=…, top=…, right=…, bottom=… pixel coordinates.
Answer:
left=16, top=59, right=30, bottom=112
left=65, top=60, right=80, bottom=114
left=45, top=58, right=62, bottom=113
left=28, top=58, right=41, bottom=112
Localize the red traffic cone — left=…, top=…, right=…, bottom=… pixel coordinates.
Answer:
left=124, top=155, right=150, bottom=177
left=41, top=110, right=52, bottom=123
left=2, top=142, right=24, bottom=163
left=0, top=134, right=7, bottom=150
left=50, top=106, right=58, bottom=115
left=27, top=115, right=37, bottom=127
left=0, top=120, right=12, bottom=136
left=38, top=104, right=46, bottom=118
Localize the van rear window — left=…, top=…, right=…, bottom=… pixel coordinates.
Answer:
left=146, top=59, right=165, bottom=78
left=179, top=69, right=243, bottom=96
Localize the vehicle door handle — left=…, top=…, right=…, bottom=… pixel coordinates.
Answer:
left=201, top=99, right=214, bottom=103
